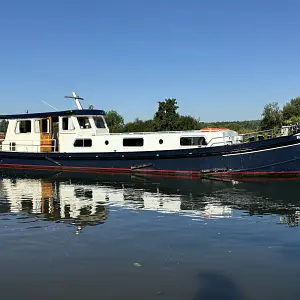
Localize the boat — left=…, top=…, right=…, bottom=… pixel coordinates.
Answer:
left=1, top=92, right=300, bottom=177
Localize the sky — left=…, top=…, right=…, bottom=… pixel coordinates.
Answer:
left=0, top=0, right=300, bottom=122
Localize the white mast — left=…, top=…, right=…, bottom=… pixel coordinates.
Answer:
left=64, top=92, right=84, bottom=110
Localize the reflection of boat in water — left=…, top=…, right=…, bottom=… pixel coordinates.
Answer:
left=0, top=170, right=299, bottom=229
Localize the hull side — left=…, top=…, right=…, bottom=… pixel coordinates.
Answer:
left=1, top=135, right=300, bottom=176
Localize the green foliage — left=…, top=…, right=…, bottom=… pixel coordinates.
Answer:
left=105, top=110, right=124, bottom=133
left=218, top=122, right=246, bottom=133
left=235, top=120, right=260, bottom=131
left=102, top=97, right=265, bottom=134
left=260, top=102, right=283, bottom=130
left=153, top=98, right=180, bottom=131
left=282, top=97, right=300, bottom=120
left=200, top=121, right=258, bottom=133
left=102, top=94, right=300, bottom=134
left=285, top=115, right=300, bottom=124
left=178, top=115, right=201, bottom=131
left=0, top=120, right=8, bottom=132
left=123, top=119, right=154, bottom=132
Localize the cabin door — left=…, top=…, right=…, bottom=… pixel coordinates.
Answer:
left=40, top=117, right=52, bottom=152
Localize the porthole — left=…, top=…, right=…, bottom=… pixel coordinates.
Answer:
left=105, top=140, right=109, bottom=145
left=159, top=139, right=163, bottom=144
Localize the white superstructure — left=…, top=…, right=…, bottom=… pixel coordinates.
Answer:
left=0, top=93, right=242, bottom=153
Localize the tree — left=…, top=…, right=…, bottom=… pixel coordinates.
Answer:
left=260, top=102, right=283, bottom=130
left=219, top=122, right=246, bottom=133
left=153, top=98, right=180, bottom=131
left=285, top=115, right=300, bottom=125
left=123, top=119, right=154, bottom=132
left=105, top=110, right=124, bottom=133
left=282, top=97, right=300, bottom=120
left=178, top=115, right=201, bottom=131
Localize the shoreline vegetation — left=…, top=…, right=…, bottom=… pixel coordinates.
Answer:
left=1, top=97, right=299, bottom=134
left=97, top=96, right=300, bottom=134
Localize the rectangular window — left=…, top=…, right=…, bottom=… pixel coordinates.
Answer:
left=10, top=142, right=16, bottom=151
left=34, top=120, right=40, bottom=133
left=180, top=137, right=207, bottom=146
left=0, top=120, right=8, bottom=132
left=77, top=117, right=91, bottom=129
left=74, top=139, right=92, bottom=147
left=15, top=120, right=31, bottom=134
left=62, top=117, right=75, bottom=131
left=93, top=116, right=105, bottom=129
left=41, top=119, right=49, bottom=134
left=123, top=138, right=144, bottom=147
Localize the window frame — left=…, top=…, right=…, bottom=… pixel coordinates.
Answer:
left=77, top=117, right=92, bottom=129
left=34, top=120, right=40, bottom=133
left=180, top=136, right=207, bottom=146
left=123, top=138, right=144, bottom=147
left=41, top=118, right=50, bottom=134
left=93, top=116, right=106, bottom=129
left=62, top=117, right=75, bottom=131
left=73, top=139, right=93, bottom=147
left=15, top=120, right=32, bottom=134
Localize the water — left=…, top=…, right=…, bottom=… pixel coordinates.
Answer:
left=0, top=170, right=300, bottom=300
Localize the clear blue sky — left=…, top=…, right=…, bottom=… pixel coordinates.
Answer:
left=1, top=0, right=300, bottom=122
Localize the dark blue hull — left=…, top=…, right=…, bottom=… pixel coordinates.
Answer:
left=1, top=134, right=300, bottom=176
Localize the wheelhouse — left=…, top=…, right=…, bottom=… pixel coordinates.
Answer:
left=0, top=109, right=108, bottom=153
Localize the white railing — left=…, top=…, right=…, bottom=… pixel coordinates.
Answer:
left=205, top=126, right=295, bottom=147
left=239, top=127, right=291, bottom=143
left=0, top=139, right=57, bottom=153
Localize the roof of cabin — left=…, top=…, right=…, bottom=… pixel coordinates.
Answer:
left=0, top=109, right=106, bottom=120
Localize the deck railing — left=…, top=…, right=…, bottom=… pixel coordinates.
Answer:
left=239, top=125, right=299, bottom=143
left=206, top=125, right=298, bottom=147
left=0, top=139, right=57, bottom=153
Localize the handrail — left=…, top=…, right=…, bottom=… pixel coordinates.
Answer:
left=0, top=139, right=57, bottom=153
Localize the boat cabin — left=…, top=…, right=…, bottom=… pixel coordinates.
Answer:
left=0, top=108, right=241, bottom=153
left=0, top=109, right=108, bottom=153
left=0, top=93, right=244, bottom=153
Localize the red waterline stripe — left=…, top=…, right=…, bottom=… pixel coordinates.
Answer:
left=0, top=163, right=203, bottom=175
left=1, top=163, right=300, bottom=177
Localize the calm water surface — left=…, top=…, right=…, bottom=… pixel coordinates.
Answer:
left=0, top=170, right=300, bottom=300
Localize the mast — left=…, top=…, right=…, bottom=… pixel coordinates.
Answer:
left=64, top=92, right=84, bottom=110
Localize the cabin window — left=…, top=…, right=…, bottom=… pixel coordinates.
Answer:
left=10, top=142, right=16, bottom=151
left=41, top=119, right=50, bottom=134
left=180, top=137, right=207, bottom=146
left=0, top=120, right=8, bottom=132
left=123, top=138, right=144, bottom=147
left=74, top=139, right=92, bottom=147
left=93, top=117, right=106, bottom=129
left=34, top=120, right=40, bottom=133
left=77, top=117, right=91, bottom=129
left=15, top=120, right=31, bottom=134
left=62, top=117, right=75, bottom=131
